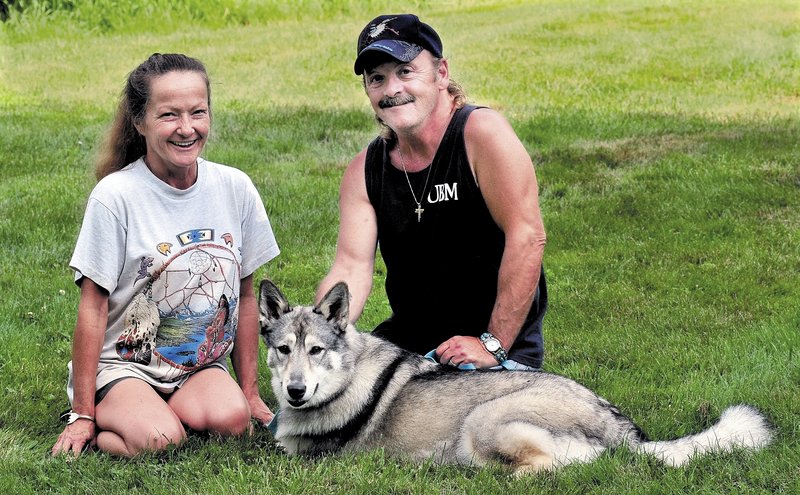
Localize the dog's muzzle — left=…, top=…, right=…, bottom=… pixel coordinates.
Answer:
left=286, top=383, right=307, bottom=407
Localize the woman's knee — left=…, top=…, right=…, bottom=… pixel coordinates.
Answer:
left=170, top=368, right=252, bottom=436
left=141, top=419, right=188, bottom=451
left=125, top=418, right=187, bottom=455
left=95, top=378, right=188, bottom=456
left=96, top=418, right=186, bottom=457
left=204, top=399, right=251, bottom=436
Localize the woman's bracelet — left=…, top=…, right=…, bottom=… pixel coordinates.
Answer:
left=60, top=410, right=96, bottom=425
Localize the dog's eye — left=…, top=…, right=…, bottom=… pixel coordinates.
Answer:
left=277, top=345, right=291, bottom=354
left=308, top=346, right=324, bottom=355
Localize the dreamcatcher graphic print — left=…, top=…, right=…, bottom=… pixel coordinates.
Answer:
left=117, top=233, right=241, bottom=379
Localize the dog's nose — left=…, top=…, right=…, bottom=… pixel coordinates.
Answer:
left=287, top=384, right=306, bottom=400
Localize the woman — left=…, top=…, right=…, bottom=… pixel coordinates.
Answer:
left=51, top=53, right=279, bottom=457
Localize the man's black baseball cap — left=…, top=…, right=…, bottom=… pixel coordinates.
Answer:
left=354, top=14, right=443, bottom=75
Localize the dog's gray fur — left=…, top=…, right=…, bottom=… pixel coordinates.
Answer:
left=258, top=280, right=772, bottom=474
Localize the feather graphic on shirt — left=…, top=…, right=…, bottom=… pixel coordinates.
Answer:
left=116, top=292, right=160, bottom=364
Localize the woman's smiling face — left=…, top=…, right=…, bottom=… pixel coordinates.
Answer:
left=135, top=70, right=210, bottom=186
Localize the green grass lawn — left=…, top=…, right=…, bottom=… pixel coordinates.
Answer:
left=1, top=1, right=798, bottom=493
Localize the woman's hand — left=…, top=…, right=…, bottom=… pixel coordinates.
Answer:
left=247, top=394, right=274, bottom=427
left=51, top=419, right=97, bottom=457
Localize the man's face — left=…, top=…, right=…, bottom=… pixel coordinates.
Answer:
left=363, top=50, right=447, bottom=135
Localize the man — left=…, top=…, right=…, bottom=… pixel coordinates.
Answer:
left=317, top=14, right=547, bottom=370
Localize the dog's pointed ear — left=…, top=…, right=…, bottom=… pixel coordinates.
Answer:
left=258, top=279, right=291, bottom=331
left=316, top=281, right=350, bottom=333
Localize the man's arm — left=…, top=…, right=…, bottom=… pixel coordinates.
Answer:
left=436, top=108, right=546, bottom=368
left=316, top=148, right=379, bottom=321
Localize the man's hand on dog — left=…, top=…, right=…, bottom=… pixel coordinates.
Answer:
left=436, top=336, right=499, bottom=369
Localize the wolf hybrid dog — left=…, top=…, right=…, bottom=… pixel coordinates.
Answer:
left=258, top=280, right=772, bottom=474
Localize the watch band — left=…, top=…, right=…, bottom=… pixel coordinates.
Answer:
left=479, top=332, right=508, bottom=363
left=60, top=410, right=96, bottom=425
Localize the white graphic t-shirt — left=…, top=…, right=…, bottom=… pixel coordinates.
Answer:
left=67, top=158, right=280, bottom=401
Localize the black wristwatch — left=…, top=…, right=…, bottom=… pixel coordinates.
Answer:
left=479, top=332, right=508, bottom=364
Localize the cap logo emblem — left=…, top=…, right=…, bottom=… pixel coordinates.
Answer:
left=368, top=17, right=400, bottom=39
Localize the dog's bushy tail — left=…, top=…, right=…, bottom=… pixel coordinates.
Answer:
left=635, top=404, right=772, bottom=467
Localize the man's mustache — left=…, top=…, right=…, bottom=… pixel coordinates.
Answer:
left=379, top=95, right=416, bottom=109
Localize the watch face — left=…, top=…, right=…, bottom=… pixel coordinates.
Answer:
left=485, top=338, right=500, bottom=352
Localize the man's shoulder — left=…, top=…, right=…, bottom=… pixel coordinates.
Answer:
left=350, top=145, right=371, bottom=169
left=465, top=106, right=506, bottom=126
left=341, top=146, right=371, bottom=192
left=352, top=137, right=386, bottom=172
left=464, top=107, right=515, bottom=141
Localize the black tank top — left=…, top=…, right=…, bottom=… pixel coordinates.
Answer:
left=365, top=104, right=547, bottom=368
